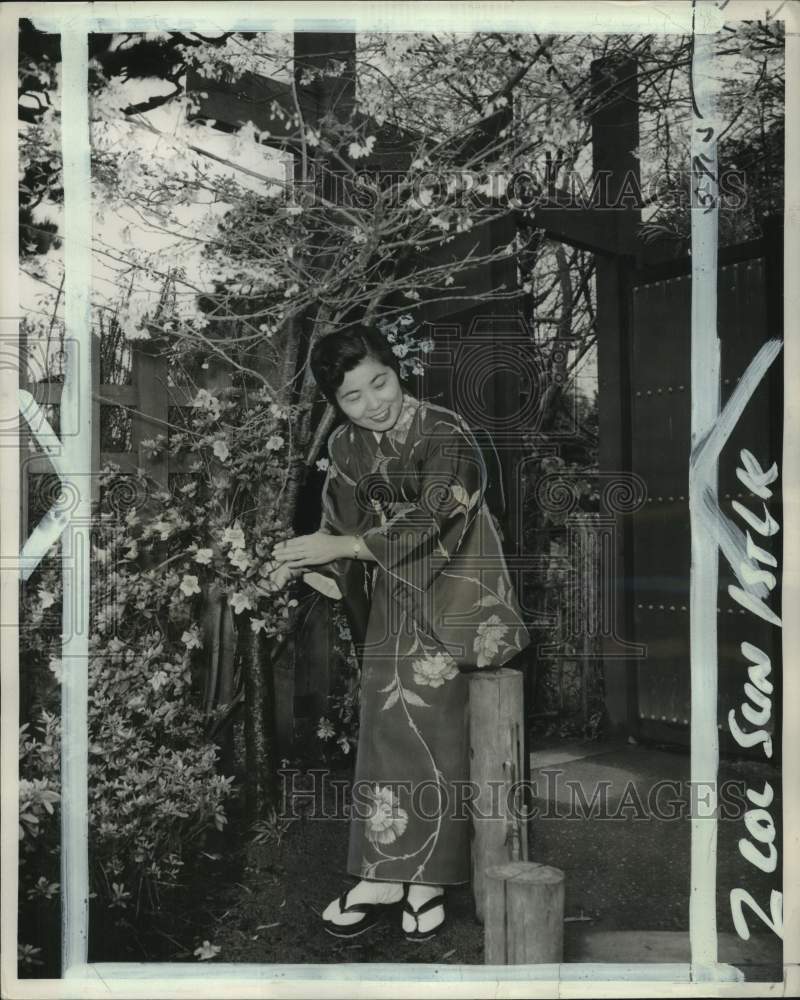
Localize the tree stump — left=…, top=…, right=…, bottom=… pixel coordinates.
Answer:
left=468, top=667, right=527, bottom=923
left=484, top=861, right=565, bottom=964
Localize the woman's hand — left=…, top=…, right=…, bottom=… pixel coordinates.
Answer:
left=271, top=532, right=348, bottom=569
left=264, top=561, right=301, bottom=592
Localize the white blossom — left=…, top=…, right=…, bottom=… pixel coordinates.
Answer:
left=212, top=439, right=230, bottom=463
left=181, top=629, right=202, bottom=650
left=47, top=657, right=63, bottom=682
left=179, top=575, right=201, bottom=597
left=228, top=548, right=252, bottom=572
left=193, top=941, right=221, bottom=961
left=229, top=592, right=252, bottom=615
left=38, top=588, right=56, bottom=610
left=222, top=523, right=246, bottom=549
left=348, top=135, right=376, bottom=160
left=150, top=670, right=169, bottom=692
left=317, top=717, right=335, bottom=740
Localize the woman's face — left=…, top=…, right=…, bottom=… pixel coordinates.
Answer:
left=335, top=355, right=404, bottom=432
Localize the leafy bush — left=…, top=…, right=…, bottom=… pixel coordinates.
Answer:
left=19, top=568, right=235, bottom=927
left=18, top=383, right=316, bottom=966
left=18, top=716, right=61, bottom=904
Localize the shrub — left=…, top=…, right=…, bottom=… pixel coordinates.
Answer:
left=18, top=384, right=313, bottom=963
left=19, top=579, right=234, bottom=951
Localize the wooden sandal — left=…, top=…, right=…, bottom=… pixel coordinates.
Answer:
left=322, top=886, right=397, bottom=938
left=402, top=885, right=446, bottom=942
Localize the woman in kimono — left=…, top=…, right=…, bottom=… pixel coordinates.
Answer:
left=270, top=327, right=530, bottom=941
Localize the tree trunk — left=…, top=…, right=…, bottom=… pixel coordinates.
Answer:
left=238, top=308, right=306, bottom=812
left=240, top=615, right=279, bottom=823
left=280, top=304, right=334, bottom=518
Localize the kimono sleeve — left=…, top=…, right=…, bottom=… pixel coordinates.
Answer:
left=302, top=568, right=343, bottom=601
left=360, top=416, right=486, bottom=593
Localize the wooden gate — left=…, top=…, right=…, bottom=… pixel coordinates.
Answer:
left=624, top=220, right=783, bottom=753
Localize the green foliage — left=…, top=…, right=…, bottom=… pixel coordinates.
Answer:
left=19, top=566, right=235, bottom=923
left=18, top=21, right=62, bottom=262
left=18, top=718, right=61, bottom=912
left=249, top=806, right=293, bottom=848
left=18, top=382, right=316, bottom=960
left=126, top=383, right=304, bottom=628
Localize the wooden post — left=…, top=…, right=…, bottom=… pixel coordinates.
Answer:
left=468, top=667, right=527, bottom=923
left=590, top=56, right=642, bottom=738
left=484, top=861, right=565, bottom=964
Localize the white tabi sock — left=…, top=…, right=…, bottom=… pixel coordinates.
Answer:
left=403, top=883, right=444, bottom=935
left=322, top=878, right=404, bottom=926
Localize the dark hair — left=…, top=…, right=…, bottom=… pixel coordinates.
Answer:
left=310, top=326, right=402, bottom=410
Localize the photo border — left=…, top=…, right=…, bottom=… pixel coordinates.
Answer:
left=1, top=2, right=797, bottom=996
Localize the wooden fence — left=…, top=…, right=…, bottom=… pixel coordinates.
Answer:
left=20, top=333, right=191, bottom=529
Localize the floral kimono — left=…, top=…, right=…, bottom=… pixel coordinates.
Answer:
left=303, top=391, right=530, bottom=885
